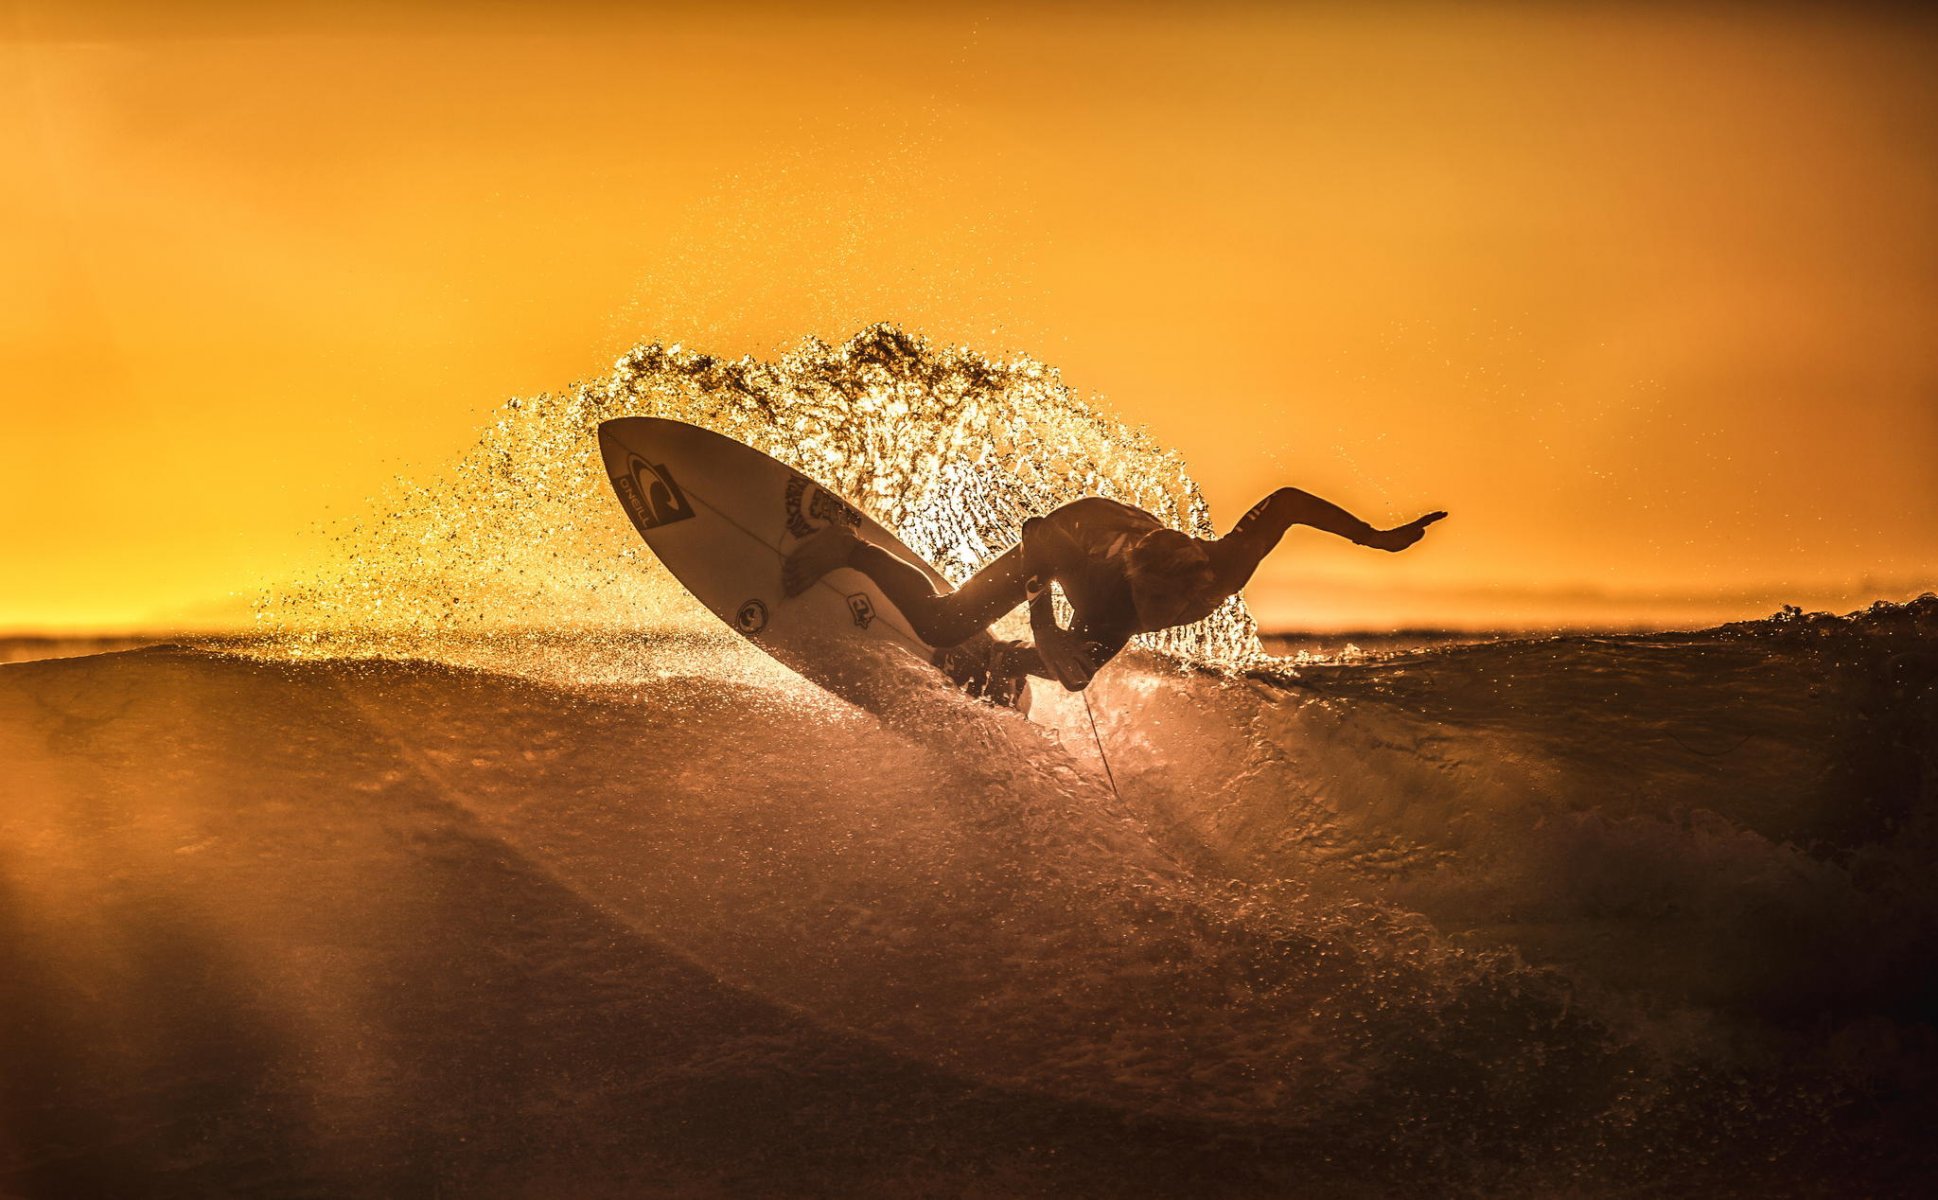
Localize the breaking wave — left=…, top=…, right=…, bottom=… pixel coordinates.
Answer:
left=253, top=324, right=1260, bottom=669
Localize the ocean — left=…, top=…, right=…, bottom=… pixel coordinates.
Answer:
left=3, top=326, right=1933, bottom=1195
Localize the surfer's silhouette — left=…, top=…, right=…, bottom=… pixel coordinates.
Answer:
left=784, top=488, right=1446, bottom=693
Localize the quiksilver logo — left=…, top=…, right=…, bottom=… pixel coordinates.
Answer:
left=614, top=454, right=694, bottom=530
left=846, top=593, right=875, bottom=629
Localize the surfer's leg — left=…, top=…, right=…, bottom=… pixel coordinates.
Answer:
left=783, top=524, right=868, bottom=597
left=848, top=542, right=1031, bottom=647
left=783, top=524, right=1030, bottom=644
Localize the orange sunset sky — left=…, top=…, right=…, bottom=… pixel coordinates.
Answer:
left=4, top=1, right=1935, bottom=633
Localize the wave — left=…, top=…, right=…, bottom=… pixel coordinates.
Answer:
left=9, top=598, right=1932, bottom=1191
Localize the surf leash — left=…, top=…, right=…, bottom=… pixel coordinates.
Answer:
left=1081, top=689, right=1122, bottom=801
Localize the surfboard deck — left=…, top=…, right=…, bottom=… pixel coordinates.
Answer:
left=597, top=417, right=1028, bottom=713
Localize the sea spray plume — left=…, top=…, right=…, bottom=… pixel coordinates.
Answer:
left=254, top=324, right=1264, bottom=669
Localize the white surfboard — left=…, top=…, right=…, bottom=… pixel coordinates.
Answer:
left=598, top=418, right=1027, bottom=713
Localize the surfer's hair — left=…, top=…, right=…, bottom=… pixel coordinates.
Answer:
left=1126, top=529, right=1216, bottom=631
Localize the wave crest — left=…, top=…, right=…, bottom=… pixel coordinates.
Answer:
left=255, top=324, right=1261, bottom=669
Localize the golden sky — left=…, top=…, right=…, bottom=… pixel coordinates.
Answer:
left=4, top=2, right=1935, bottom=632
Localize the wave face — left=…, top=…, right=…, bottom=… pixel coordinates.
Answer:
left=4, top=611, right=1934, bottom=1195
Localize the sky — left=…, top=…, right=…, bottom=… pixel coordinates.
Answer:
left=4, top=1, right=1935, bottom=632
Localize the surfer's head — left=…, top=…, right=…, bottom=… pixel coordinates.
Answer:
left=1126, top=529, right=1218, bottom=631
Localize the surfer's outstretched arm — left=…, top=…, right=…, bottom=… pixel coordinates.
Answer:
left=1207, top=488, right=1446, bottom=593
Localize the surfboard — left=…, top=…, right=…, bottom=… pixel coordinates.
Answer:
left=597, top=417, right=1028, bottom=713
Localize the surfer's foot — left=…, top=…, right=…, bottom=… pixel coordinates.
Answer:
left=782, top=524, right=862, bottom=596
left=1365, top=510, right=1448, bottom=553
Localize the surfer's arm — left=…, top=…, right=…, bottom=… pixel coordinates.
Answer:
left=1019, top=515, right=1068, bottom=632
left=1007, top=624, right=1131, bottom=690
left=1020, top=516, right=1102, bottom=690
left=1208, top=488, right=1448, bottom=592
left=1024, top=583, right=1124, bottom=691
left=1027, top=587, right=1099, bottom=691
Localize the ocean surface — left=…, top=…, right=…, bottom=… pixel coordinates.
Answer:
left=4, top=328, right=1935, bottom=1195
left=5, top=608, right=1934, bottom=1197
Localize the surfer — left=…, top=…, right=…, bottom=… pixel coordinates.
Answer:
left=784, top=489, right=1446, bottom=692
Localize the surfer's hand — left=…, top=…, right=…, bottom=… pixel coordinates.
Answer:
left=985, top=639, right=1035, bottom=707
left=1037, top=625, right=1097, bottom=691
left=1365, top=510, right=1447, bottom=553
